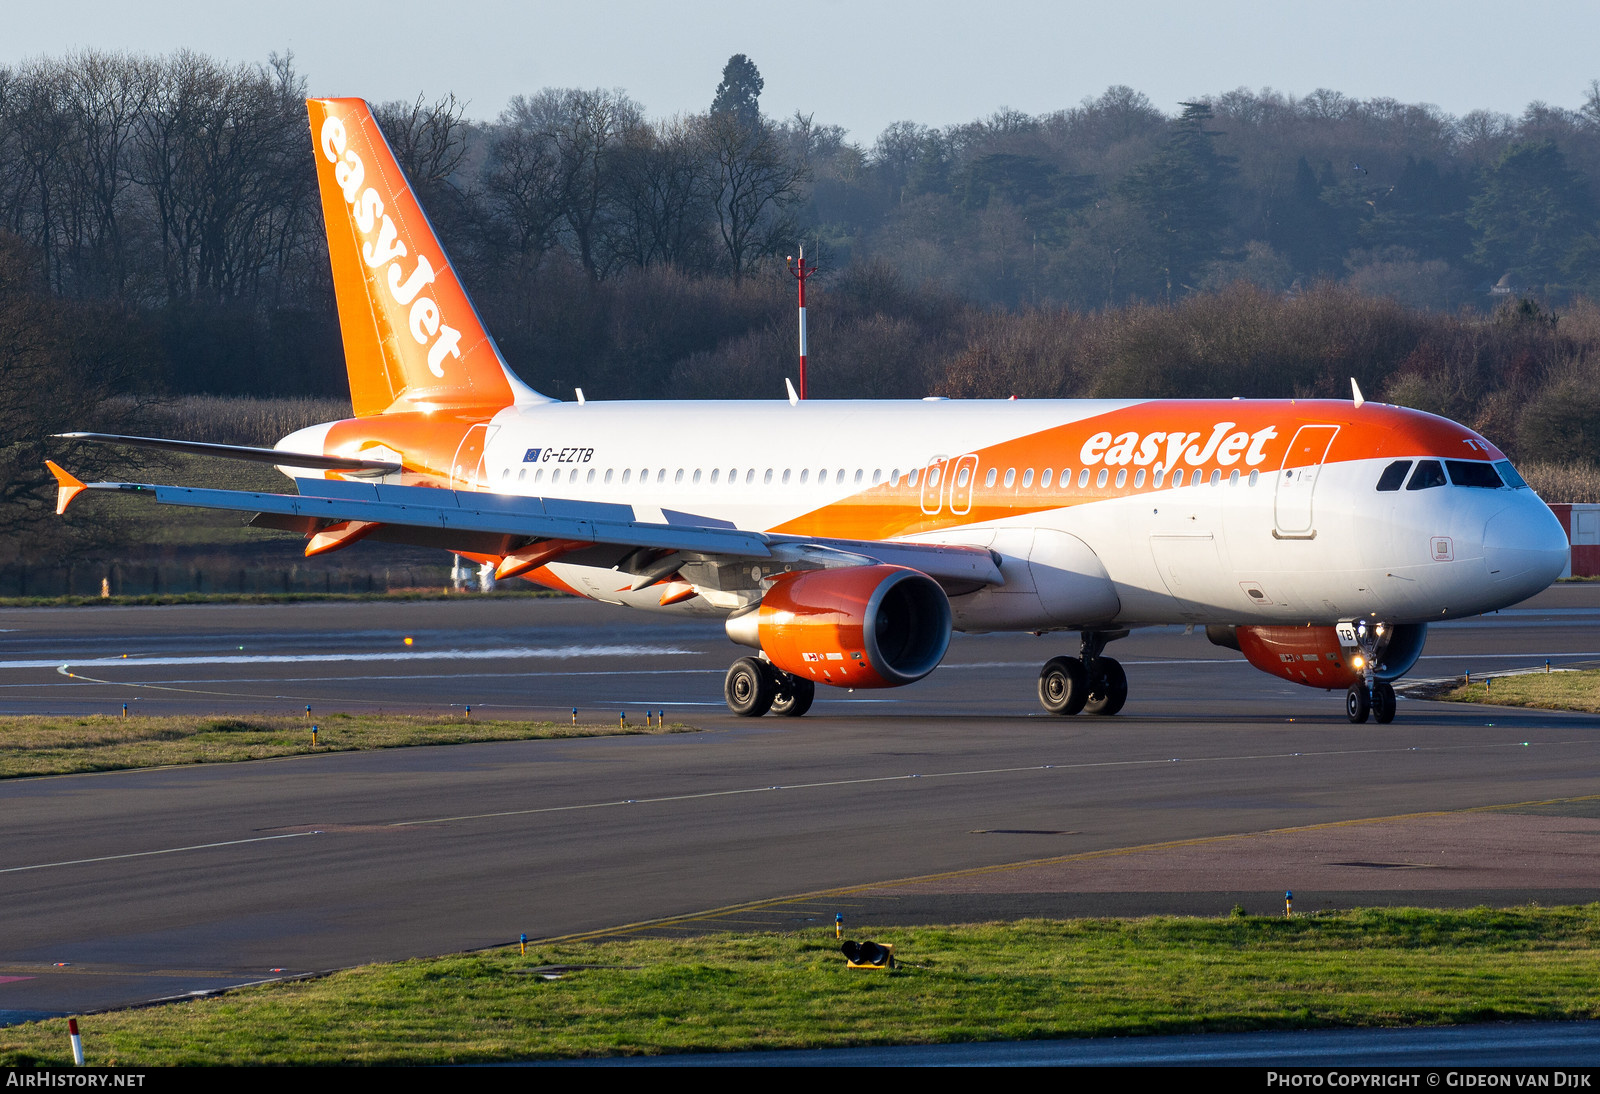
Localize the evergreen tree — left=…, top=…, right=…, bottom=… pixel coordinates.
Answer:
left=1469, top=141, right=1594, bottom=291
left=1119, top=102, right=1232, bottom=301
left=711, top=54, right=764, bottom=129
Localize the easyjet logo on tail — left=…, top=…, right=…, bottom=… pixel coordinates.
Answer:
left=318, top=116, right=460, bottom=378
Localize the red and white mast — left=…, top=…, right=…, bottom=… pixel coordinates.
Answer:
left=786, top=246, right=814, bottom=400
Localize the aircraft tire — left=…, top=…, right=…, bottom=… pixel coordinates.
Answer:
left=770, top=675, right=815, bottom=717
left=725, top=657, right=776, bottom=717
left=1372, top=681, right=1396, bottom=724
left=1345, top=682, right=1371, bottom=724
left=1084, top=657, right=1128, bottom=716
left=1038, top=656, right=1088, bottom=716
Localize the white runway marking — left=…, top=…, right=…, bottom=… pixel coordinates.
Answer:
left=0, top=832, right=320, bottom=874
left=0, top=644, right=696, bottom=671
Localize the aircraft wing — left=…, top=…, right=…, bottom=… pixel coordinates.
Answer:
left=46, top=464, right=1004, bottom=590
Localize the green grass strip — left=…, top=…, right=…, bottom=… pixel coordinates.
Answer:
left=3, top=906, right=1599, bottom=1064
left=1439, top=669, right=1600, bottom=713
left=0, top=713, right=691, bottom=779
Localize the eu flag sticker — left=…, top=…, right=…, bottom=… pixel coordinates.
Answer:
left=523, top=448, right=542, bottom=463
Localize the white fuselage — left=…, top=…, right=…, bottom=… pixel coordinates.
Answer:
left=283, top=396, right=1568, bottom=633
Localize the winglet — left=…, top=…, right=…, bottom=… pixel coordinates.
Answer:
left=785, top=378, right=800, bottom=406
left=46, top=461, right=87, bottom=515
left=1351, top=377, right=1365, bottom=408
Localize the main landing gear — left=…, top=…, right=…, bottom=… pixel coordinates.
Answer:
left=1038, top=630, right=1129, bottom=716
left=723, top=657, right=815, bottom=718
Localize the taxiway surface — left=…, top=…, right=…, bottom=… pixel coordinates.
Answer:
left=1, top=586, right=1597, bottom=1020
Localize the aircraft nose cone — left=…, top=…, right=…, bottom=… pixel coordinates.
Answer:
left=1483, top=501, right=1568, bottom=593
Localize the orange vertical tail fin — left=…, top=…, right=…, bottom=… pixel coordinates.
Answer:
left=308, top=98, right=547, bottom=417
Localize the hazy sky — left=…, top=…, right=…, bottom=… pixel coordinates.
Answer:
left=12, top=1, right=1600, bottom=142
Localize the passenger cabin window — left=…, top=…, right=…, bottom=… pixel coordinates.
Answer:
left=1446, top=460, right=1503, bottom=489
left=1376, top=460, right=1412, bottom=491
left=1022, top=469, right=1034, bottom=488
left=985, top=468, right=997, bottom=487
left=1406, top=460, right=1446, bottom=490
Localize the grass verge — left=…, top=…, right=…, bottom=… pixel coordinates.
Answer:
left=3, top=906, right=1599, bottom=1064
left=1437, top=669, right=1600, bottom=714
left=0, top=713, right=692, bottom=779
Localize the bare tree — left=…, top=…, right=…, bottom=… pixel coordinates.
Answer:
left=702, top=111, right=806, bottom=282
left=609, top=114, right=714, bottom=271
left=131, top=51, right=309, bottom=303
left=374, top=92, right=470, bottom=192
left=498, top=88, right=642, bottom=280
left=481, top=96, right=567, bottom=273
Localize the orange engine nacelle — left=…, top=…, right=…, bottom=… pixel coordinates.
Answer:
left=1208, top=623, right=1428, bottom=690
left=725, top=565, right=951, bottom=689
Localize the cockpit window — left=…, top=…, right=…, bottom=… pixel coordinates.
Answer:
left=1494, top=460, right=1530, bottom=489
left=1445, top=460, right=1503, bottom=489
left=1376, top=460, right=1412, bottom=491
left=1406, top=460, right=1446, bottom=490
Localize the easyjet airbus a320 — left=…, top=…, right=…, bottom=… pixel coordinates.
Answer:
left=48, top=99, right=1570, bottom=723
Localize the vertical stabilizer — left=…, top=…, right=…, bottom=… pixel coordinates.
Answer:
left=308, top=98, right=549, bottom=417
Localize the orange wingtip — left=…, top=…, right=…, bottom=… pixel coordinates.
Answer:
left=46, top=461, right=87, bottom=515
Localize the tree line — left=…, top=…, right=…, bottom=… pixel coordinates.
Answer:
left=8, top=47, right=1600, bottom=562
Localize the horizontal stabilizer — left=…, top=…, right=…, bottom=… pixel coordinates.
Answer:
left=54, top=433, right=402, bottom=473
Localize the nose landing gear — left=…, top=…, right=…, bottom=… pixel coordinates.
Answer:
left=1344, top=619, right=1397, bottom=724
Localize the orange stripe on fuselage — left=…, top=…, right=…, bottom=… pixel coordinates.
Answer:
left=768, top=400, right=1502, bottom=542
